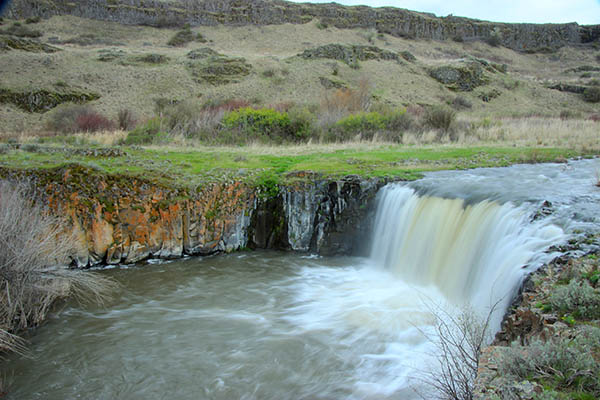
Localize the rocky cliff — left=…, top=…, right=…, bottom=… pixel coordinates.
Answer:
left=0, top=165, right=384, bottom=267
left=5, top=0, right=598, bottom=52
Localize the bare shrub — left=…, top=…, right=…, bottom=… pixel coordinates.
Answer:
left=0, top=181, right=117, bottom=354
left=319, top=78, right=372, bottom=128
left=117, top=109, right=137, bottom=130
left=419, top=305, right=495, bottom=400
left=46, top=104, right=90, bottom=133
left=76, top=111, right=115, bottom=132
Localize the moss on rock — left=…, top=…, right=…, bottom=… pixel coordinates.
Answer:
left=429, top=62, right=488, bottom=91
left=299, top=44, right=402, bottom=67
left=319, top=76, right=346, bottom=89
left=0, top=36, right=60, bottom=53
left=0, top=87, right=101, bottom=113
left=185, top=48, right=252, bottom=85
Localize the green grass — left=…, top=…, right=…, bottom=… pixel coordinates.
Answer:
left=0, top=145, right=587, bottom=190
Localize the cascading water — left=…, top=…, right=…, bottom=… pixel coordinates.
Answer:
left=4, top=160, right=598, bottom=400
left=370, top=185, right=565, bottom=331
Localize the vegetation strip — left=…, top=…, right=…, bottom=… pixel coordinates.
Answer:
left=0, top=145, right=588, bottom=189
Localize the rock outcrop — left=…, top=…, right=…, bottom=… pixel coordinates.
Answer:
left=5, top=0, right=599, bottom=52
left=0, top=165, right=384, bottom=267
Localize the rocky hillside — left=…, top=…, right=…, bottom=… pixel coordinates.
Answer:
left=6, top=0, right=599, bottom=52
left=1, top=0, right=599, bottom=135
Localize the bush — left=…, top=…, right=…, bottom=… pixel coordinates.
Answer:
left=550, top=279, right=600, bottom=320
left=222, top=107, right=300, bottom=143
left=583, top=87, right=600, bottom=103
left=0, top=181, right=116, bottom=354
left=287, top=106, right=315, bottom=140
left=420, top=305, right=495, bottom=400
left=424, top=105, right=456, bottom=131
left=117, top=109, right=137, bottom=130
left=559, top=110, right=582, bottom=120
left=335, top=112, right=386, bottom=138
left=452, top=96, right=472, bottom=109
left=319, top=79, right=373, bottom=127
left=122, top=117, right=169, bottom=145
left=330, top=109, right=410, bottom=142
left=46, top=104, right=91, bottom=133
left=151, top=98, right=253, bottom=142
left=498, top=327, right=600, bottom=395
left=76, top=111, right=115, bottom=132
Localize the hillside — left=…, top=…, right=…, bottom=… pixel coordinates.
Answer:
left=0, top=0, right=599, bottom=140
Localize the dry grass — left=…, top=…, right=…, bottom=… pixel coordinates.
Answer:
left=134, top=114, right=599, bottom=151
left=0, top=181, right=117, bottom=354
left=468, top=117, right=600, bottom=150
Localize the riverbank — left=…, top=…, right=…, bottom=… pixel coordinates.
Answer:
left=475, top=250, right=600, bottom=399
left=0, top=144, right=593, bottom=266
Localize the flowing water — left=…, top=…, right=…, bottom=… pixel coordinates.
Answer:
left=5, top=159, right=600, bottom=399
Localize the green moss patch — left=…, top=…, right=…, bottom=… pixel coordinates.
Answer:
left=185, top=48, right=252, bottom=85
left=0, top=87, right=100, bottom=113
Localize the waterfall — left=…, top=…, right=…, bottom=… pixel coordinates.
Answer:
left=370, top=185, right=565, bottom=329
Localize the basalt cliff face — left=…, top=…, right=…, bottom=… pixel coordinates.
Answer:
left=5, top=0, right=599, bottom=52
left=0, top=165, right=384, bottom=267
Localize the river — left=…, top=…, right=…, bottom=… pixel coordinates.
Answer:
left=5, top=158, right=599, bottom=399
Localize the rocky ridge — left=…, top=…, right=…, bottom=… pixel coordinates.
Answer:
left=5, top=0, right=599, bottom=52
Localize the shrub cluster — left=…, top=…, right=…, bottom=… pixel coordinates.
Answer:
left=121, top=117, right=168, bottom=145
left=46, top=104, right=134, bottom=133
left=167, top=24, right=205, bottom=47
left=498, top=326, right=600, bottom=395
left=550, top=279, right=600, bottom=320
left=423, top=105, right=456, bottom=131
left=221, top=107, right=311, bottom=143
left=330, top=109, right=410, bottom=142
left=120, top=95, right=467, bottom=146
